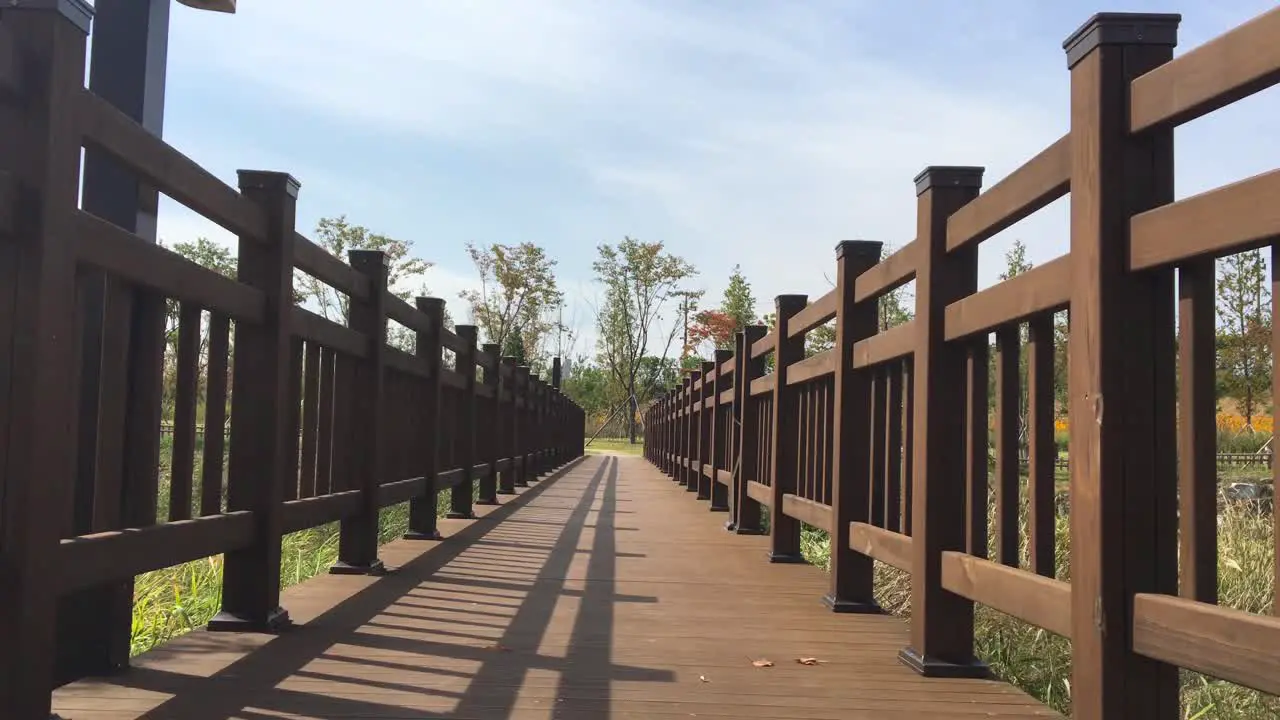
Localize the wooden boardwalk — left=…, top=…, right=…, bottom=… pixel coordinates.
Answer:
left=52, top=455, right=1055, bottom=720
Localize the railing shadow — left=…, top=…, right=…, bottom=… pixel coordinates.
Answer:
left=54, top=455, right=675, bottom=719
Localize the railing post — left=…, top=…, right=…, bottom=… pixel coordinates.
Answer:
left=686, top=371, right=696, bottom=489
left=552, top=357, right=563, bottom=466
left=824, top=240, right=884, bottom=612
left=768, top=295, right=808, bottom=562
left=898, top=166, right=984, bottom=675
left=209, top=170, right=300, bottom=631
left=0, top=3, right=91, bottom=715
left=330, top=250, right=389, bottom=575
left=499, top=357, right=517, bottom=494
left=515, top=366, right=531, bottom=486
left=696, top=360, right=715, bottom=500
left=1064, top=13, right=1181, bottom=719
left=709, top=349, right=733, bottom=512
left=448, top=325, right=479, bottom=519
left=732, top=326, right=768, bottom=533
left=534, top=376, right=547, bottom=475
left=404, top=297, right=445, bottom=540
left=476, top=345, right=501, bottom=505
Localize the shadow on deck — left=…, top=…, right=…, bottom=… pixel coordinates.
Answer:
left=53, top=456, right=1056, bottom=719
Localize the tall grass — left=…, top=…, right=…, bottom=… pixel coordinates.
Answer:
left=798, top=479, right=1277, bottom=719
left=132, top=438, right=452, bottom=656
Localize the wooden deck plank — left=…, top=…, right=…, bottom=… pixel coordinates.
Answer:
left=53, top=455, right=1056, bottom=719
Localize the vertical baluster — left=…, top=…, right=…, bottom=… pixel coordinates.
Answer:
left=994, top=325, right=1020, bottom=566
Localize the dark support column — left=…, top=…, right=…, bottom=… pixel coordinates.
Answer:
left=768, top=295, right=808, bottom=563
left=0, top=4, right=91, bottom=713
left=696, top=360, right=715, bottom=500
left=499, top=357, right=517, bottom=494
left=209, top=171, right=300, bottom=632
left=64, top=0, right=171, bottom=682
left=824, top=240, right=883, bottom=613
left=331, top=250, right=389, bottom=576
left=476, top=345, right=500, bottom=505
left=709, top=349, right=733, bottom=512
left=404, top=298, right=445, bottom=540
left=1064, top=13, right=1181, bottom=719
left=685, top=372, right=700, bottom=492
left=898, top=166, right=986, bottom=677
left=448, top=326, right=479, bottom=519
left=512, top=363, right=527, bottom=486
left=514, top=366, right=531, bottom=486
left=732, top=326, right=767, bottom=534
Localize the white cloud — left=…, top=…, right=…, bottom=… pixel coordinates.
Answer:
left=160, top=0, right=1280, bottom=356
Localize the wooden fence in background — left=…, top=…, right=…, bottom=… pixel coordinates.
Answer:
left=0, top=4, right=584, bottom=717
left=647, top=8, right=1280, bottom=719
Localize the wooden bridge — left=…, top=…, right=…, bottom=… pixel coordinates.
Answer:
left=48, top=455, right=1057, bottom=719
left=2, top=3, right=1280, bottom=719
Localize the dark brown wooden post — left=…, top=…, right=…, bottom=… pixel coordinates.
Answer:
left=825, top=240, right=883, bottom=613
left=709, top=349, right=733, bottom=512
left=534, top=377, right=547, bottom=476
left=686, top=371, right=696, bottom=489
left=697, top=361, right=715, bottom=499
left=209, top=170, right=300, bottom=632
left=499, top=357, right=517, bottom=494
left=899, top=166, right=985, bottom=676
left=404, top=297, right=444, bottom=540
left=515, top=366, right=531, bottom=486
left=477, top=344, right=501, bottom=505
left=768, top=295, right=808, bottom=562
left=733, top=326, right=768, bottom=533
left=0, top=3, right=89, bottom=714
left=552, top=357, right=563, bottom=466
left=449, top=325, right=479, bottom=518
left=330, top=250, right=389, bottom=575
left=1065, top=13, right=1181, bottom=718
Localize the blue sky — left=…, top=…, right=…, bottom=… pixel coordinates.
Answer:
left=141, top=0, right=1280, bottom=358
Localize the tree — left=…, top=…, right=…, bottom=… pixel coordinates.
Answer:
left=460, top=241, right=562, bottom=371
left=1217, top=249, right=1271, bottom=425
left=502, top=326, right=528, bottom=366
left=878, top=244, right=914, bottom=331
left=593, top=237, right=697, bottom=443
left=161, top=238, right=237, bottom=419
left=687, top=309, right=738, bottom=353
left=992, top=240, right=1033, bottom=451
left=295, top=215, right=435, bottom=351
left=721, top=265, right=757, bottom=329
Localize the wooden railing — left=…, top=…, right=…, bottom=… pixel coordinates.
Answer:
left=647, top=8, right=1280, bottom=719
left=0, top=5, right=584, bottom=718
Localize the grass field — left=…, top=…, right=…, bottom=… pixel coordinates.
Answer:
left=585, top=437, right=644, bottom=455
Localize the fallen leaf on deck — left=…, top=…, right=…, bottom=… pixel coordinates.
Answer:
left=699, top=675, right=710, bottom=683
left=795, top=657, right=826, bottom=666
left=751, top=659, right=774, bottom=668
left=486, top=644, right=512, bottom=652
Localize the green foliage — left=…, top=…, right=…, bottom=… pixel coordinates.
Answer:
left=594, top=237, right=696, bottom=441
left=298, top=215, right=436, bottom=351
left=1218, top=249, right=1272, bottom=423
left=877, top=244, right=915, bottom=331
left=721, top=264, right=758, bottom=329
left=502, top=326, right=528, bottom=366
left=161, top=238, right=237, bottom=420
left=461, top=241, right=562, bottom=372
